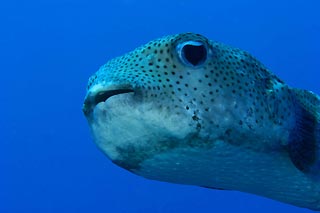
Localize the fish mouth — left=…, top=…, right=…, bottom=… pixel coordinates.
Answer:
left=82, top=84, right=134, bottom=116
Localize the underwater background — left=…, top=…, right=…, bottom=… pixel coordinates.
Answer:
left=1, top=0, right=320, bottom=212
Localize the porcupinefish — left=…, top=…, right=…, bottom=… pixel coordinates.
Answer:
left=83, top=33, right=320, bottom=210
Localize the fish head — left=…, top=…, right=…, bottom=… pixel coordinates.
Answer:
left=83, top=32, right=283, bottom=171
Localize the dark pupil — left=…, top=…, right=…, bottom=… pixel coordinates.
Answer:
left=182, top=44, right=207, bottom=66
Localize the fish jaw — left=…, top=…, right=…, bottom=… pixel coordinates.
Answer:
left=84, top=83, right=199, bottom=169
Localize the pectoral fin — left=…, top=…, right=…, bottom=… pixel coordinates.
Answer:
left=288, top=88, right=320, bottom=179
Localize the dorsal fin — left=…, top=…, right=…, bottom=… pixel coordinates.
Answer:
left=288, top=88, right=320, bottom=179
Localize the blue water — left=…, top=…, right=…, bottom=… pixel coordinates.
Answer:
left=1, top=0, right=319, bottom=212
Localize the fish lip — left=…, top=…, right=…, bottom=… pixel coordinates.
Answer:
left=82, top=84, right=134, bottom=116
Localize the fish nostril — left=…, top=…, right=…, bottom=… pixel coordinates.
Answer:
left=177, top=41, right=208, bottom=66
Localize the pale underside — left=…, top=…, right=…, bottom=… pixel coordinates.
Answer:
left=88, top=93, right=320, bottom=210
left=136, top=140, right=320, bottom=210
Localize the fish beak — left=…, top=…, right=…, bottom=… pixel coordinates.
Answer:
left=82, top=84, right=134, bottom=117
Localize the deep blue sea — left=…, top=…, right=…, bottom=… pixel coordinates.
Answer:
left=1, top=0, right=320, bottom=212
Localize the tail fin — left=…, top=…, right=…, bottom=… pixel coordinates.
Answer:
left=288, top=88, right=320, bottom=179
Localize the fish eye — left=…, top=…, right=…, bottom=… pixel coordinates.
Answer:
left=177, top=41, right=208, bottom=67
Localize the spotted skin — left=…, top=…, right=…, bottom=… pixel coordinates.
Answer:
left=83, top=33, right=320, bottom=210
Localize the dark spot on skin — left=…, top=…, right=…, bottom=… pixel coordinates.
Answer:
left=192, top=115, right=199, bottom=121
left=225, top=129, right=232, bottom=136
left=196, top=123, right=201, bottom=130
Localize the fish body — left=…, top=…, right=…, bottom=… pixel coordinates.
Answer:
left=83, top=33, right=320, bottom=210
